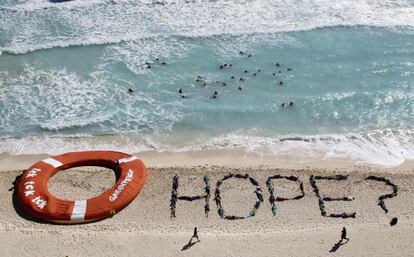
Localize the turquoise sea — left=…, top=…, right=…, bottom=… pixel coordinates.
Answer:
left=1, top=0, right=414, bottom=166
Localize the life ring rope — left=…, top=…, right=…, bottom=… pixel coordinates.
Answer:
left=17, top=151, right=148, bottom=224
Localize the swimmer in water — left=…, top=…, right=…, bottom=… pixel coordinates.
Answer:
left=281, top=102, right=285, bottom=107
left=289, top=101, right=294, bottom=106
left=128, top=88, right=134, bottom=94
left=276, top=62, right=280, bottom=67
left=231, top=76, right=235, bottom=79
left=240, top=77, right=245, bottom=81
left=238, top=86, right=242, bottom=90
left=279, top=81, right=283, bottom=85
left=211, top=91, right=218, bottom=99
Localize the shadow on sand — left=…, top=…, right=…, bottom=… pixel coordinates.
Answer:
left=329, top=238, right=349, bottom=253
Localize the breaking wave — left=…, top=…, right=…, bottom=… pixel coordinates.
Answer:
left=0, top=129, right=413, bottom=167
left=1, top=0, right=414, bottom=54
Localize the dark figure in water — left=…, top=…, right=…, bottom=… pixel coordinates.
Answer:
left=253, top=73, right=257, bottom=76
left=128, top=88, right=134, bottom=94
left=238, top=86, right=242, bottom=90
left=341, top=227, right=349, bottom=241
left=211, top=91, right=218, bottom=99
left=244, top=70, right=249, bottom=73
left=247, top=54, right=252, bottom=57
left=178, top=89, right=186, bottom=98
left=273, top=73, right=276, bottom=76
left=279, top=70, right=282, bottom=73
left=231, top=76, right=235, bottom=79
left=219, top=65, right=223, bottom=69
left=289, top=102, right=294, bottom=106
left=279, top=81, right=283, bottom=85
left=281, top=102, right=285, bottom=107
left=161, top=61, right=166, bottom=65
left=240, top=77, right=245, bottom=81
left=239, top=50, right=245, bottom=55
left=276, top=62, right=280, bottom=67
left=147, top=64, right=151, bottom=69
left=258, top=69, right=261, bottom=72
left=287, top=68, right=291, bottom=71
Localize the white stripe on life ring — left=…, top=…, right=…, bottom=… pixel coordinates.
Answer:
left=42, top=158, right=63, bottom=168
left=117, top=156, right=138, bottom=164
left=71, top=200, right=87, bottom=222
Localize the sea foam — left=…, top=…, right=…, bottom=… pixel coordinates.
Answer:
left=1, top=0, right=414, bottom=54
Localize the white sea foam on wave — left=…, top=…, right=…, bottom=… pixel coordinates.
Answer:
left=0, top=129, right=413, bottom=167
left=1, top=0, right=414, bottom=54
left=0, top=65, right=184, bottom=134
left=183, top=129, right=414, bottom=167
left=0, top=66, right=113, bottom=132
left=103, top=36, right=195, bottom=74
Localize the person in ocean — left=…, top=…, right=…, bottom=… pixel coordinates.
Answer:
left=178, top=88, right=186, bottom=98
left=128, top=88, right=134, bottom=94
left=211, top=91, right=218, bottom=99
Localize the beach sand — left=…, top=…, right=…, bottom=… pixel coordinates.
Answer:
left=1, top=151, right=413, bottom=257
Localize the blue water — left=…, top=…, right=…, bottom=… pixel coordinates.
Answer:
left=1, top=0, right=414, bottom=166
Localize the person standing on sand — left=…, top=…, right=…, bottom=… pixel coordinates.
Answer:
left=341, top=227, right=349, bottom=242
left=190, top=227, right=200, bottom=242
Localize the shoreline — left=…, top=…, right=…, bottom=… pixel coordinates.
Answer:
left=1, top=149, right=414, bottom=172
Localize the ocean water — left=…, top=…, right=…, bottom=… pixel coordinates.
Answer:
left=0, top=0, right=414, bottom=166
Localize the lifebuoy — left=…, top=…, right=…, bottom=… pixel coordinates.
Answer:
left=17, top=151, right=148, bottom=224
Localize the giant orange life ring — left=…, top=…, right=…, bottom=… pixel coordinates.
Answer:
left=17, top=151, right=147, bottom=224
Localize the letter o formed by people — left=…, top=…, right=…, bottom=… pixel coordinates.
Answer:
left=17, top=151, right=148, bottom=224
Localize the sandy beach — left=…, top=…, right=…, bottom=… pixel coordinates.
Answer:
left=1, top=151, right=413, bottom=257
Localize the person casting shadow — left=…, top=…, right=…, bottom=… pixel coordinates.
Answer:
left=329, top=227, right=349, bottom=253
left=181, top=227, right=200, bottom=251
